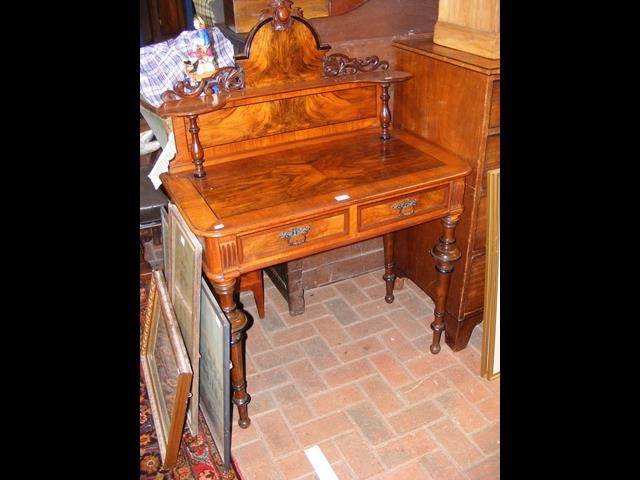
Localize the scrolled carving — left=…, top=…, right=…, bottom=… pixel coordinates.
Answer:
left=213, top=65, right=246, bottom=91
left=161, top=78, right=215, bottom=102
left=160, top=65, right=245, bottom=102
left=323, top=53, right=390, bottom=77
left=259, top=0, right=303, bottom=31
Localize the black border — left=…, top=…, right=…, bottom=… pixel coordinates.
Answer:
left=19, top=2, right=142, bottom=474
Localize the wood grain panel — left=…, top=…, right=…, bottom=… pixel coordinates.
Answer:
left=240, top=21, right=328, bottom=88
left=330, top=0, right=369, bottom=15
left=393, top=46, right=487, bottom=164
left=195, top=86, right=377, bottom=148
left=464, top=253, right=485, bottom=313
left=358, top=185, right=448, bottom=231
left=433, top=0, right=500, bottom=59
left=489, top=80, right=500, bottom=128
left=239, top=212, right=348, bottom=262
left=473, top=193, right=486, bottom=254
left=312, top=0, right=438, bottom=44
left=196, top=130, right=451, bottom=221
left=202, top=118, right=379, bottom=169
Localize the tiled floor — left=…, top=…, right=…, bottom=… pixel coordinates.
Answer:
left=231, top=269, right=500, bottom=480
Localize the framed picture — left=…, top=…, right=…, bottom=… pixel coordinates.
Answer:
left=168, top=202, right=203, bottom=435
left=141, top=269, right=193, bottom=470
left=481, top=168, right=500, bottom=380
left=161, top=206, right=170, bottom=285
left=199, top=277, right=232, bottom=472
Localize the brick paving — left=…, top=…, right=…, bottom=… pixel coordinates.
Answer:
left=232, top=269, right=500, bottom=479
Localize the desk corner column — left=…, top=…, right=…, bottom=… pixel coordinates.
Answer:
left=429, top=214, right=462, bottom=354
left=210, top=273, right=252, bottom=428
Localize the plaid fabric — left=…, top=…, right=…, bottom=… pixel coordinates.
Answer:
left=140, top=27, right=236, bottom=107
left=193, top=0, right=219, bottom=28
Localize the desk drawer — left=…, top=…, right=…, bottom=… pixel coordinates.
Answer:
left=357, top=185, right=449, bottom=232
left=239, top=212, right=349, bottom=262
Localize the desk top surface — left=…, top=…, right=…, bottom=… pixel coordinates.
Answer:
left=161, top=128, right=471, bottom=236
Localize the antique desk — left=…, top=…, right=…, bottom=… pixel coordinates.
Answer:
left=159, top=1, right=471, bottom=428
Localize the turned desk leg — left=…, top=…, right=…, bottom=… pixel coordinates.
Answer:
left=429, top=215, right=462, bottom=354
left=383, top=232, right=396, bottom=303
left=187, top=114, right=206, bottom=179
left=212, top=276, right=252, bottom=428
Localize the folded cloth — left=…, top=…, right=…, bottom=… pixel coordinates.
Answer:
left=140, top=27, right=236, bottom=108
left=140, top=130, right=161, bottom=156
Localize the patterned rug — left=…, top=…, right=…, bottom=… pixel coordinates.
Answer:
left=140, top=277, right=243, bottom=480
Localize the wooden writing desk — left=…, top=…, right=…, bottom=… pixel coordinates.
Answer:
left=159, top=1, right=471, bottom=429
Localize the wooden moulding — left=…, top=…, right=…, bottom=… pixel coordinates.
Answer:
left=433, top=0, right=500, bottom=59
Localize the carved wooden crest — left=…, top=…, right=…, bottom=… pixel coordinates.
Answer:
left=237, top=1, right=330, bottom=88
left=258, top=0, right=303, bottom=31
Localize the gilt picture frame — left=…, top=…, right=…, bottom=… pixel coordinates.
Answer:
left=141, top=269, right=193, bottom=470
left=481, top=168, right=500, bottom=380
left=167, top=202, right=203, bottom=435
left=199, top=276, right=232, bottom=472
left=161, top=206, right=170, bottom=285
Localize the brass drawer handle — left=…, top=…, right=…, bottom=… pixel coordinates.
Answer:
left=279, top=225, right=311, bottom=246
left=391, top=199, right=417, bottom=216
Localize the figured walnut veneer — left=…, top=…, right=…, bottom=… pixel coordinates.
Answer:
left=188, top=86, right=378, bottom=151
left=239, top=18, right=329, bottom=88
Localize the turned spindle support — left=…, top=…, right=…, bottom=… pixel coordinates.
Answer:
left=187, top=114, right=206, bottom=179
left=382, top=232, right=396, bottom=303
left=380, top=82, right=391, bottom=141
left=211, top=276, right=251, bottom=428
left=429, top=215, right=462, bottom=354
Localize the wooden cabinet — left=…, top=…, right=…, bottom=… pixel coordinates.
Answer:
left=142, top=0, right=188, bottom=44
left=433, top=0, right=500, bottom=59
left=391, top=35, right=500, bottom=352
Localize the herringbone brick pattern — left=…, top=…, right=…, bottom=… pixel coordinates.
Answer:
left=232, top=269, right=500, bottom=479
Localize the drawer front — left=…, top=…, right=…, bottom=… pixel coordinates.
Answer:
left=239, top=212, right=348, bottom=262
left=489, top=80, right=500, bottom=128
left=357, top=185, right=449, bottom=232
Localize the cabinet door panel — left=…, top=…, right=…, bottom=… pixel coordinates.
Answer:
left=489, top=80, right=500, bottom=128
